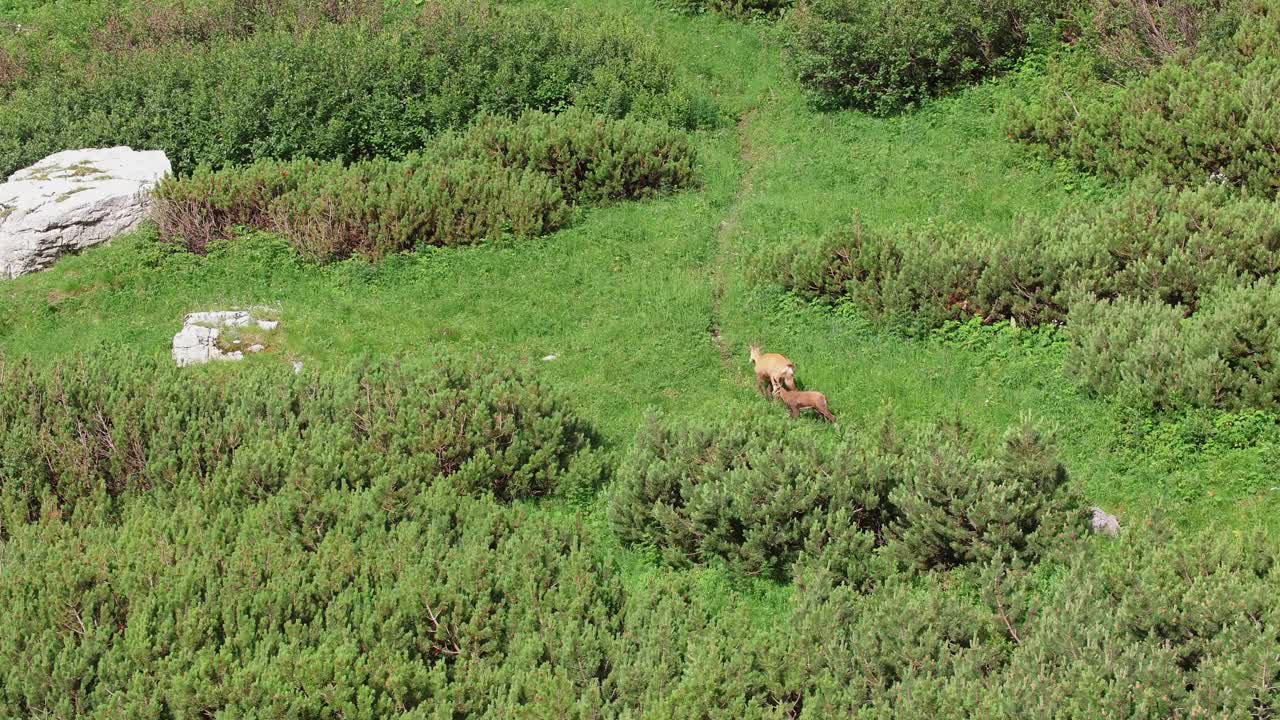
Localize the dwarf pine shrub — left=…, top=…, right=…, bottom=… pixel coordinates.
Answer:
left=152, top=111, right=698, bottom=260
left=0, top=352, right=602, bottom=534
left=985, top=526, right=1280, bottom=717
left=0, top=485, right=628, bottom=717
left=610, top=411, right=893, bottom=582
left=1068, top=278, right=1280, bottom=409
left=1010, top=0, right=1280, bottom=194
left=780, top=528, right=1280, bottom=716
left=154, top=156, right=567, bottom=259
left=886, top=420, right=1087, bottom=570
left=151, top=158, right=315, bottom=253
left=766, top=220, right=994, bottom=331
left=611, top=411, right=1083, bottom=581
left=782, top=0, right=1065, bottom=113
left=436, top=109, right=699, bottom=206
left=1073, top=0, right=1243, bottom=79
left=1, top=361, right=1276, bottom=714
left=771, top=184, right=1280, bottom=332
left=769, top=185, right=1280, bottom=410
left=268, top=158, right=568, bottom=261
left=0, top=2, right=715, bottom=176
left=660, top=0, right=794, bottom=16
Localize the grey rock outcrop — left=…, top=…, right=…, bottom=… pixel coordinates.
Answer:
left=0, top=147, right=171, bottom=278
left=1090, top=506, right=1120, bottom=536
left=172, top=310, right=280, bottom=367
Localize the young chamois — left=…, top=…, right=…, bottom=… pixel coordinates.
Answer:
left=773, top=385, right=836, bottom=423
left=749, top=344, right=796, bottom=397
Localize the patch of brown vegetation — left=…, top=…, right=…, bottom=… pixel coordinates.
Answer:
left=92, top=0, right=390, bottom=53
left=0, top=47, right=25, bottom=89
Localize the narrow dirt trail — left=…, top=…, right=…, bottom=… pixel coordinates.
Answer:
left=707, top=109, right=759, bottom=374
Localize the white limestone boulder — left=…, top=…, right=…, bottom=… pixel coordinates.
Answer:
left=0, top=147, right=172, bottom=279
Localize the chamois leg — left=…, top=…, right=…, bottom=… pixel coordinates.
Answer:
left=817, top=403, right=836, bottom=423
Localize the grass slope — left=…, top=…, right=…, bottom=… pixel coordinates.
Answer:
left=2, top=0, right=1276, bottom=558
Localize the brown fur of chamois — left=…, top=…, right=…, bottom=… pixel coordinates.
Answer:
left=773, top=385, right=836, bottom=423
left=749, top=344, right=796, bottom=397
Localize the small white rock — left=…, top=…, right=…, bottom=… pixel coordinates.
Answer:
left=542, top=354, right=558, bottom=361
left=173, top=308, right=281, bottom=367
left=1089, top=506, right=1120, bottom=536
left=291, top=361, right=304, bottom=374
left=172, top=324, right=221, bottom=368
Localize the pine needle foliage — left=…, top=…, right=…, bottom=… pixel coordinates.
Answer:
left=0, top=352, right=604, bottom=535
left=782, top=0, right=1066, bottom=114
left=152, top=111, right=698, bottom=261
left=610, top=411, right=1084, bottom=581
left=1009, top=0, right=1280, bottom=194
left=0, top=1, right=714, bottom=177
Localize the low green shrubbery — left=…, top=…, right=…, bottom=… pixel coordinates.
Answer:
left=769, top=185, right=1280, bottom=409
left=1010, top=0, right=1280, bottom=195
left=152, top=111, right=698, bottom=260
left=436, top=110, right=699, bottom=206
left=785, top=527, right=1280, bottom=716
left=157, top=156, right=568, bottom=259
left=1072, top=0, right=1243, bottom=79
left=0, top=46, right=21, bottom=92
left=0, top=2, right=715, bottom=176
left=771, top=184, right=1280, bottom=328
left=0, top=485, right=629, bottom=716
left=0, top=352, right=603, bottom=534
left=1, top=358, right=1275, bottom=715
left=610, top=412, right=1084, bottom=582
left=782, top=0, right=1064, bottom=113
left=1069, top=279, right=1280, bottom=410
left=4, top=493, right=1272, bottom=716
left=659, top=0, right=793, bottom=16
left=609, top=412, right=893, bottom=584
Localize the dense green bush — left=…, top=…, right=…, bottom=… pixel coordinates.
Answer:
left=0, top=3, right=715, bottom=176
left=1074, top=0, right=1243, bottom=78
left=1068, top=278, right=1280, bottom=410
left=987, top=526, right=1280, bottom=717
left=782, top=0, right=1064, bottom=113
left=87, top=0, right=393, bottom=51
left=437, top=110, right=699, bottom=206
left=153, top=111, right=698, bottom=260
left=783, top=528, right=1280, bottom=716
left=151, top=157, right=312, bottom=253
left=0, top=352, right=603, bottom=533
left=769, top=185, right=1280, bottom=409
left=265, top=158, right=565, bottom=261
left=611, top=411, right=1082, bottom=580
left=1010, top=0, right=1280, bottom=194
left=660, top=0, right=793, bottom=16
left=0, top=486, right=631, bottom=717
left=610, top=412, right=893, bottom=583
left=771, top=184, right=1280, bottom=326
left=887, top=420, right=1085, bottom=570
left=1, top=357, right=1275, bottom=715
left=767, top=220, right=994, bottom=331
left=0, top=45, right=21, bottom=92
